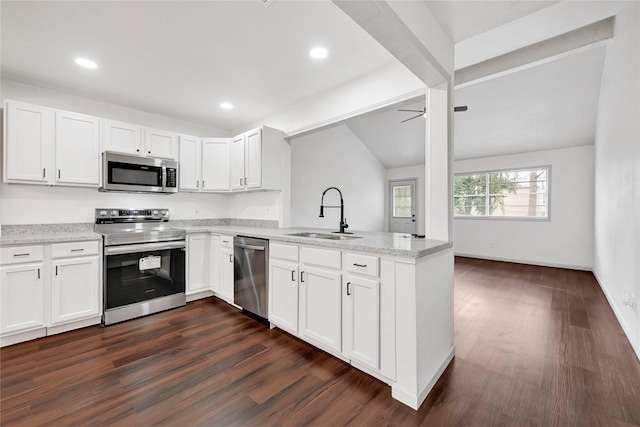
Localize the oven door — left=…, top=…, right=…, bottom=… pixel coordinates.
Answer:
left=104, top=241, right=185, bottom=311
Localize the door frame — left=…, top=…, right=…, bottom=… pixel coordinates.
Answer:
left=388, top=178, right=418, bottom=234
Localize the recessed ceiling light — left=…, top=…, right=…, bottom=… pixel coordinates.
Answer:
left=220, top=102, right=233, bottom=110
left=309, top=47, right=328, bottom=59
left=75, top=58, right=97, bottom=69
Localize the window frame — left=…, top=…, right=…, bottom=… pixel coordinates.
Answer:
left=453, top=165, right=551, bottom=221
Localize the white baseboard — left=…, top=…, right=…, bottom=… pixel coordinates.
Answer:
left=593, top=270, right=640, bottom=362
left=454, top=252, right=592, bottom=271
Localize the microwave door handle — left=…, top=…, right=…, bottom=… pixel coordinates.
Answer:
left=162, top=166, right=167, bottom=192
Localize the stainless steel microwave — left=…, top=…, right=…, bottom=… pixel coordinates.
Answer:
left=100, top=152, right=178, bottom=194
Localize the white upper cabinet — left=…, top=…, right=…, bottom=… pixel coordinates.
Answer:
left=55, top=111, right=101, bottom=186
left=3, top=100, right=54, bottom=184
left=179, top=136, right=230, bottom=192
left=4, top=100, right=99, bottom=187
left=103, top=120, right=142, bottom=155
left=231, top=134, right=246, bottom=190
left=202, top=138, right=230, bottom=191
left=104, top=120, right=177, bottom=160
left=178, top=135, right=201, bottom=191
left=230, top=126, right=285, bottom=192
left=144, top=128, right=177, bottom=159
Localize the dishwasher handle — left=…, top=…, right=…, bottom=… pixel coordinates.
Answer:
left=235, top=243, right=265, bottom=251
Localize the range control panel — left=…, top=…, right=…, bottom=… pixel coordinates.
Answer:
left=95, top=208, right=169, bottom=223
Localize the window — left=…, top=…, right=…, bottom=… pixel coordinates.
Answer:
left=393, top=185, right=412, bottom=218
left=454, top=167, right=549, bottom=218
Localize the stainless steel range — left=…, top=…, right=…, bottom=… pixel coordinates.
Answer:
left=95, top=208, right=186, bottom=325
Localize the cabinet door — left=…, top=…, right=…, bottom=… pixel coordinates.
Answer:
left=179, top=135, right=201, bottom=191
left=0, top=263, right=45, bottom=334
left=4, top=101, right=53, bottom=184
left=103, top=120, right=142, bottom=155
left=220, top=247, right=234, bottom=302
left=299, top=267, right=342, bottom=352
left=230, top=134, right=245, bottom=190
left=145, top=128, right=177, bottom=159
left=244, top=128, right=262, bottom=189
left=343, top=275, right=380, bottom=370
left=202, top=138, right=230, bottom=191
left=187, top=234, right=210, bottom=294
left=269, top=260, right=298, bottom=334
left=210, top=235, right=221, bottom=292
left=51, top=257, right=100, bottom=326
left=55, top=111, right=101, bottom=186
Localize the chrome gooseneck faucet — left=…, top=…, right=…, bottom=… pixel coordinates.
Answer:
left=319, top=186, right=350, bottom=234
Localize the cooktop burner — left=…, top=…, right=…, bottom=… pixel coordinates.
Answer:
left=94, top=208, right=185, bottom=246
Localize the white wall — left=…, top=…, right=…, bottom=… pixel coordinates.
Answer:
left=0, top=79, right=231, bottom=225
left=386, top=165, right=426, bottom=235
left=593, top=3, right=640, bottom=360
left=454, top=145, right=594, bottom=270
left=290, top=124, right=386, bottom=232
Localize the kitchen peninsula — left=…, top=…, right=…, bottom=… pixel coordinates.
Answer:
left=0, top=222, right=454, bottom=410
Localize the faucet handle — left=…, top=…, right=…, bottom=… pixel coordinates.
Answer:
left=343, top=218, right=348, bottom=229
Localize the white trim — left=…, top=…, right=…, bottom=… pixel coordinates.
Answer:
left=454, top=253, right=592, bottom=272
left=593, top=270, right=640, bottom=363
left=284, top=89, right=427, bottom=139
left=391, top=346, right=455, bottom=410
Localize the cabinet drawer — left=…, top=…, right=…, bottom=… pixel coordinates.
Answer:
left=51, top=241, right=100, bottom=259
left=219, top=235, right=234, bottom=248
left=270, top=243, right=298, bottom=262
left=1, top=245, right=44, bottom=265
left=301, top=247, right=341, bottom=270
left=344, top=253, right=379, bottom=277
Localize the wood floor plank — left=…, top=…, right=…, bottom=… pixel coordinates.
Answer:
left=2, top=258, right=640, bottom=426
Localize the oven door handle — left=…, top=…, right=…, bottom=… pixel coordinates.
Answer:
left=105, top=241, right=186, bottom=255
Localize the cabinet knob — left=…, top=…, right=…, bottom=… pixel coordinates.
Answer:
left=136, top=149, right=140, bottom=152
left=148, top=151, right=151, bottom=154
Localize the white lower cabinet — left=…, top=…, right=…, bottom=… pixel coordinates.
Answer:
left=269, top=259, right=299, bottom=334
left=210, top=235, right=221, bottom=292
left=0, top=263, right=45, bottom=336
left=50, top=256, right=100, bottom=326
left=220, top=236, right=234, bottom=303
left=343, top=275, right=380, bottom=370
left=186, top=234, right=210, bottom=295
left=299, top=267, right=342, bottom=352
left=1, top=241, right=101, bottom=347
left=269, top=243, right=386, bottom=375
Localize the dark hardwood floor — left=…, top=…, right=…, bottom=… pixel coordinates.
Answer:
left=2, top=257, right=640, bottom=426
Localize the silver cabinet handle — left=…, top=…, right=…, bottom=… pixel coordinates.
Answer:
left=244, top=177, right=247, bottom=185
left=43, top=168, right=46, bottom=178
left=37, top=268, right=40, bottom=279
left=58, top=169, right=61, bottom=179
left=196, top=180, right=199, bottom=188
left=347, top=281, right=351, bottom=295
left=291, top=270, right=295, bottom=282
left=70, top=248, right=84, bottom=253
left=202, top=181, right=205, bottom=188
left=239, top=178, right=243, bottom=186
left=229, top=254, right=233, bottom=262
left=13, top=253, right=30, bottom=257
left=300, top=271, right=305, bottom=282
left=55, top=266, right=58, bottom=276
left=353, top=263, right=367, bottom=268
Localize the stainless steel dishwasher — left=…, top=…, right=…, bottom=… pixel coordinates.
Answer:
left=234, top=236, right=269, bottom=321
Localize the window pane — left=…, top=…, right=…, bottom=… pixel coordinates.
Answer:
left=393, top=185, right=412, bottom=218
left=454, top=175, right=487, bottom=215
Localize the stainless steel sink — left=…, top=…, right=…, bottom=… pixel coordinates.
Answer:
left=286, top=232, right=362, bottom=240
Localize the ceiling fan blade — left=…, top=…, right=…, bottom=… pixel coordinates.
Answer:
left=454, top=106, right=468, bottom=112
left=397, top=109, right=424, bottom=113
left=401, top=113, right=423, bottom=123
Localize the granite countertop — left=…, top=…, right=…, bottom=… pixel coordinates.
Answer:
left=0, top=223, right=102, bottom=246
left=0, top=222, right=452, bottom=259
left=180, top=225, right=452, bottom=259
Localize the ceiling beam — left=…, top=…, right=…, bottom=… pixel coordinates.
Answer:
left=455, top=17, right=615, bottom=88
left=332, top=0, right=453, bottom=87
